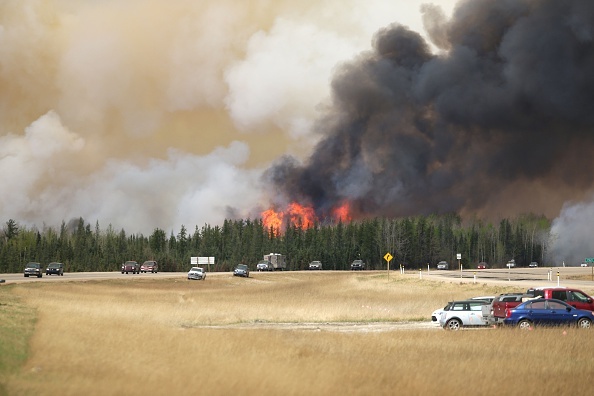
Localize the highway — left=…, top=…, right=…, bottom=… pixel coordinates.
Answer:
left=1, top=266, right=593, bottom=289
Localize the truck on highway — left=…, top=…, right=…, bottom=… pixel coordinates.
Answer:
left=263, top=253, right=286, bottom=271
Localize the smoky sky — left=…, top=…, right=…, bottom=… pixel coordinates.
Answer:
left=267, top=0, right=594, bottom=220
left=3, top=0, right=455, bottom=234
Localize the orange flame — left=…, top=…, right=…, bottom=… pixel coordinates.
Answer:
left=332, top=202, right=352, bottom=222
left=262, top=201, right=353, bottom=234
left=262, top=208, right=283, bottom=236
left=287, top=202, right=316, bottom=229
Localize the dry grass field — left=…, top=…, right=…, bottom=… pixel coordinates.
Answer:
left=1, top=271, right=594, bottom=395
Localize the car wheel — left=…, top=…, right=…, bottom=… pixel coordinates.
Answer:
left=445, top=319, right=461, bottom=331
left=24, top=274, right=28, bottom=277
left=577, top=318, right=592, bottom=329
left=518, top=319, right=533, bottom=330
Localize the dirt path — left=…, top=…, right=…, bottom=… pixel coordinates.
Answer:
left=185, top=321, right=442, bottom=332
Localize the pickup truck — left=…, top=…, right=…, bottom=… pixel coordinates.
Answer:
left=484, top=293, right=532, bottom=325
left=526, top=287, right=594, bottom=311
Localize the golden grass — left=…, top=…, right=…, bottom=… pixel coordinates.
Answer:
left=3, top=272, right=594, bottom=395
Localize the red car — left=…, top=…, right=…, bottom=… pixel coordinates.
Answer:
left=477, top=262, right=487, bottom=269
left=140, top=260, right=158, bottom=273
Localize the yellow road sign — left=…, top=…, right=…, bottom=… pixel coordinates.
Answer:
left=384, top=253, right=393, bottom=263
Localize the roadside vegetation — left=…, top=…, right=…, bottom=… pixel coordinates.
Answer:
left=2, top=272, right=594, bottom=395
left=0, top=212, right=550, bottom=273
left=0, top=285, right=37, bottom=396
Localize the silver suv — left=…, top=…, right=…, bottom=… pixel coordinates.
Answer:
left=309, top=261, right=322, bottom=270
left=24, top=262, right=42, bottom=278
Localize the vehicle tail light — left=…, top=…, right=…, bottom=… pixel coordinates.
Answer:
left=505, top=309, right=511, bottom=318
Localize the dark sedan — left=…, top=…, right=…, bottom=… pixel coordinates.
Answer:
left=504, top=298, right=594, bottom=330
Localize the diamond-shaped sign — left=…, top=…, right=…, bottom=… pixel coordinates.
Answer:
left=384, top=252, right=393, bottom=263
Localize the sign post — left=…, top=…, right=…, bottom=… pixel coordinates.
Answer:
left=457, top=253, right=462, bottom=279
left=384, top=252, right=393, bottom=281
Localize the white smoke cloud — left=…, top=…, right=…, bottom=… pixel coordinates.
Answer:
left=549, top=199, right=594, bottom=266
left=0, top=0, right=458, bottom=234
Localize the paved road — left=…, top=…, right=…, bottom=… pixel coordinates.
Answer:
left=419, top=266, right=594, bottom=289
left=1, top=266, right=593, bottom=289
left=0, top=271, right=191, bottom=284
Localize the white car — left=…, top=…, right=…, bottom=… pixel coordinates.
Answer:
left=439, top=300, right=492, bottom=330
left=188, top=267, right=206, bottom=280
left=431, top=296, right=494, bottom=324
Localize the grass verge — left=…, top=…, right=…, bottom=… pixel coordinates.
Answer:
left=0, top=285, right=37, bottom=396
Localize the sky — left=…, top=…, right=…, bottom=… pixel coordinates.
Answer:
left=1, top=0, right=594, bottom=263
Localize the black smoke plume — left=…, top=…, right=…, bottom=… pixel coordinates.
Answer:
left=265, top=0, right=594, bottom=220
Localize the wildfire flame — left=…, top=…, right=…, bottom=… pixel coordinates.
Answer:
left=262, top=201, right=352, bottom=234
left=332, top=202, right=352, bottom=223
left=261, top=208, right=284, bottom=236
left=287, top=202, right=316, bottom=229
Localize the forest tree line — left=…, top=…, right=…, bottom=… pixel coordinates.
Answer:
left=0, top=213, right=552, bottom=273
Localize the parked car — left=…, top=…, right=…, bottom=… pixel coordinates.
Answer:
left=46, top=262, right=64, bottom=276
left=504, top=299, right=594, bottom=329
left=437, top=261, right=449, bottom=270
left=439, top=299, right=492, bottom=330
left=256, top=261, right=271, bottom=271
left=140, top=260, right=158, bottom=273
left=233, top=264, right=249, bottom=278
left=432, top=296, right=495, bottom=323
left=528, top=262, right=538, bottom=268
left=24, top=262, right=42, bottom=278
left=188, top=267, right=206, bottom=280
left=350, top=260, right=365, bottom=270
left=477, top=262, right=487, bottom=269
left=309, top=261, right=322, bottom=270
left=121, top=261, right=140, bottom=274
left=581, top=263, right=589, bottom=267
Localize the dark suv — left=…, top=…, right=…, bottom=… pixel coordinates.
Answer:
left=350, top=260, right=365, bottom=270
left=24, top=262, right=42, bottom=278
left=121, top=261, right=140, bottom=274
left=46, top=262, right=64, bottom=276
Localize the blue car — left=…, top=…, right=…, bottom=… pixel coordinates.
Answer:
left=504, top=298, right=594, bottom=330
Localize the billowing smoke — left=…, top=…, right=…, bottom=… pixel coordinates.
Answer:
left=1, top=0, right=456, bottom=234
left=266, top=0, right=594, bottom=221
left=549, top=198, right=594, bottom=265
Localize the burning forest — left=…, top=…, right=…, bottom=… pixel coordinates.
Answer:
left=262, top=0, right=594, bottom=232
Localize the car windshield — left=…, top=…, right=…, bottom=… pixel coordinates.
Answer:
left=27, top=263, right=40, bottom=268
left=49, top=264, right=60, bottom=268
left=237, top=265, right=247, bottom=270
